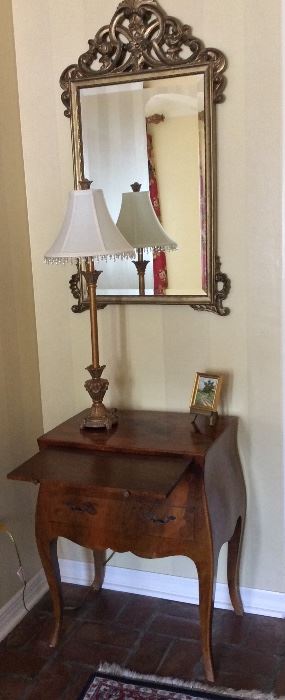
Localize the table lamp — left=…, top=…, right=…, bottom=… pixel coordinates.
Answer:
left=116, top=183, right=177, bottom=295
left=44, top=184, right=134, bottom=430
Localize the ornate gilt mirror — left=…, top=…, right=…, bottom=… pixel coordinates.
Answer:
left=60, top=0, right=230, bottom=315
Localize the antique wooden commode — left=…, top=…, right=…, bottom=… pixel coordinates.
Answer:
left=8, top=409, right=246, bottom=682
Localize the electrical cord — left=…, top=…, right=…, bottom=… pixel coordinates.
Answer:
left=0, top=522, right=29, bottom=613
left=104, top=550, right=116, bottom=566
left=0, top=521, right=116, bottom=616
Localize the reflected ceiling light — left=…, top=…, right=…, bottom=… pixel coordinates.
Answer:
left=117, top=182, right=177, bottom=295
left=145, top=93, right=201, bottom=118
left=45, top=182, right=134, bottom=430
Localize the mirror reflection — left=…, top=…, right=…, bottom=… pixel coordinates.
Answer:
left=80, top=73, right=207, bottom=297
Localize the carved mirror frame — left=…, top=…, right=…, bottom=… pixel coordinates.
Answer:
left=60, top=0, right=230, bottom=315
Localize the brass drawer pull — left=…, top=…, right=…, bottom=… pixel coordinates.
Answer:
left=66, top=502, right=97, bottom=515
left=144, top=513, right=176, bottom=525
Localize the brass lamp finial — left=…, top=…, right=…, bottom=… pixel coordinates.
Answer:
left=79, top=178, right=93, bottom=190
left=131, top=182, right=141, bottom=192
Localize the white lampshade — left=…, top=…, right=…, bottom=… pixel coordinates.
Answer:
left=45, top=189, right=135, bottom=263
left=116, top=190, right=177, bottom=251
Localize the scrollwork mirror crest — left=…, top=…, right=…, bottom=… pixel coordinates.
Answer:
left=60, top=0, right=231, bottom=315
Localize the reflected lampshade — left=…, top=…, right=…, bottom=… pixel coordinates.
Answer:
left=44, top=189, right=135, bottom=263
left=116, top=190, right=177, bottom=252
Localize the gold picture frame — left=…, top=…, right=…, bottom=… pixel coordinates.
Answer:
left=190, top=372, right=223, bottom=415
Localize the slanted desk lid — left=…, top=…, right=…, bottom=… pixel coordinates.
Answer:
left=7, top=449, right=191, bottom=500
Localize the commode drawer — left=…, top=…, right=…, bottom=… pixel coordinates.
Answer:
left=124, top=501, right=195, bottom=541
left=49, top=487, right=128, bottom=532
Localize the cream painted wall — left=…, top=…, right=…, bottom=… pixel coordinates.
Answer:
left=0, top=0, right=43, bottom=608
left=11, top=0, right=284, bottom=594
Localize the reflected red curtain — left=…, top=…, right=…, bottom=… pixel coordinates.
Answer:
left=146, top=130, right=168, bottom=295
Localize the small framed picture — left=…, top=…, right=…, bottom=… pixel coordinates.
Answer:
left=190, top=372, right=223, bottom=414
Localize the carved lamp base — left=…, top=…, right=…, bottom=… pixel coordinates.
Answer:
left=81, top=364, right=118, bottom=430
left=82, top=408, right=118, bottom=430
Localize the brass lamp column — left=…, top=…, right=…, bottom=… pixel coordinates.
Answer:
left=129, top=183, right=149, bottom=296
left=134, top=248, right=149, bottom=295
left=82, top=259, right=116, bottom=429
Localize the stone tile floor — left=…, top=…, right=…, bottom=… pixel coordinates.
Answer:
left=0, top=584, right=284, bottom=699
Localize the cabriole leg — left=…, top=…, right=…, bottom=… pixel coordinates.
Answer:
left=35, top=534, right=63, bottom=647
left=196, top=558, right=217, bottom=683
left=227, top=515, right=244, bottom=616
left=35, top=486, right=63, bottom=647
left=92, top=549, right=106, bottom=591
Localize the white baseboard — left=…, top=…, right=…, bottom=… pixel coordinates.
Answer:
left=59, top=558, right=285, bottom=619
left=1, top=561, right=284, bottom=642
left=0, top=569, right=48, bottom=642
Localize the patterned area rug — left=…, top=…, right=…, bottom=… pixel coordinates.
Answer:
left=78, top=664, right=276, bottom=700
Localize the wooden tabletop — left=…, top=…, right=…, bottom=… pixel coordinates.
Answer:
left=38, top=409, right=236, bottom=459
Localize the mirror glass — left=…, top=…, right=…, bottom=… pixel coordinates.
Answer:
left=80, top=72, right=207, bottom=297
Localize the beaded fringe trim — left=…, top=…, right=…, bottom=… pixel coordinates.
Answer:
left=44, top=245, right=176, bottom=265
left=44, top=252, right=135, bottom=264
